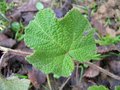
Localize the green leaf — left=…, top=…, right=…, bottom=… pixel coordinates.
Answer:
left=11, top=22, right=20, bottom=32
left=24, top=8, right=96, bottom=77
left=0, top=75, right=30, bottom=90
left=36, top=2, right=44, bottom=10
left=0, top=1, right=7, bottom=14
left=115, top=86, right=120, bottom=90
left=88, top=85, right=109, bottom=90
left=0, top=13, right=10, bottom=31
left=95, top=35, right=120, bottom=45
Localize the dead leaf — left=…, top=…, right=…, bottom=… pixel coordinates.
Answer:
left=84, top=61, right=100, bottom=78
left=108, top=60, right=120, bottom=75
left=98, top=4, right=107, bottom=14
left=54, top=0, right=72, bottom=18
left=10, top=0, right=38, bottom=20
left=97, top=45, right=116, bottom=53
left=97, top=43, right=120, bottom=54
left=0, top=34, right=8, bottom=41
left=27, top=67, right=46, bottom=89
left=91, top=18, right=106, bottom=36
left=106, top=26, right=116, bottom=37
left=22, top=12, right=35, bottom=25
left=107, top=0, right=116, bottom=7
left=0, top=39, right=16, bottom=48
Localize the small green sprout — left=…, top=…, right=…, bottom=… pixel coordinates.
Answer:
left=15, top=74, right=28, bottom=79
left=36, top=2, right=44, bottom=10
left=11, top=22, right=21, bottom=32
left=0, top=13, right=10, bottom=31
left=11, top=22, right=24, bottom=41
left=96, top=35, right=120, bottom=46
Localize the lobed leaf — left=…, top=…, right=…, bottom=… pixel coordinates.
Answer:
left=24, top=8, right=96, bottom=77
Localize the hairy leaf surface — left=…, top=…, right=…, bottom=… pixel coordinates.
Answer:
left=0, top=76, right=30, bottom=90
left=88, top=85, right=108, bottom=90
left=24, top=8, right=96, bottom=77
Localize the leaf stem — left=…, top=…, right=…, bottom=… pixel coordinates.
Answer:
left=79, top=65, right=84, bottom=82
left=47, top=74, right=52, bottom=90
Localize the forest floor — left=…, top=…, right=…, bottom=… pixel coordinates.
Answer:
left=1, top=0, right=120, bottom=90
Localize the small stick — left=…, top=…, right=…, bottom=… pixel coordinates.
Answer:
left=1, top=45, right=120, bottom=81
left=0, top=46, right=32, bottom=57
left=0, top=51, right=7, bottom=68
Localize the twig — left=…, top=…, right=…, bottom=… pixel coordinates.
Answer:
left=59, top=77, right=71, bottom=90
left=84, top=62, right=120, bottom=80
left=0, top=51, right=7, bottom=69
left=0, top=46, right=32, bottom=57
left=1, top=46, right=120, bottom=81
